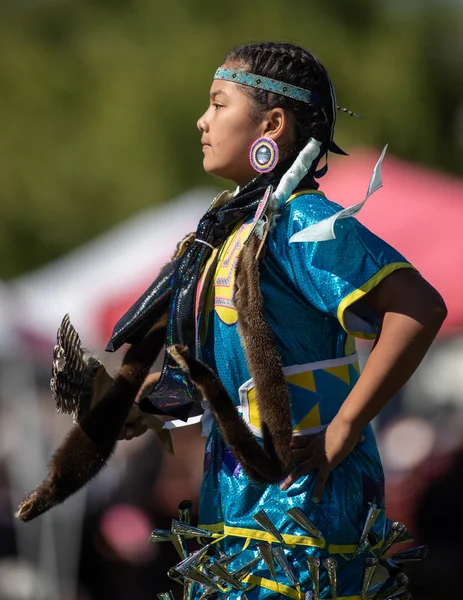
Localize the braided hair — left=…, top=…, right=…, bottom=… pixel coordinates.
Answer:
left=223, top=42, right=334, bottom=157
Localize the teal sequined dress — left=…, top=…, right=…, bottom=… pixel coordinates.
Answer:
left=190, top=189, right=413, bottom=600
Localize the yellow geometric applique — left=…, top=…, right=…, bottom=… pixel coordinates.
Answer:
left=285, top=371, right=316, bottom=392
left=294, top=403, right=321, bottom=432
left=324, top=364, right=350, bottom=386
left=248, top=387, right=261, bottom=430
left=213, top=221, right=253, bottom=325
left=351, top=362, right=360, bottom=374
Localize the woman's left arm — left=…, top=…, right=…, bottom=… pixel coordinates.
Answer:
left=336, top=268, right=447, bottom=430
left=281, top=269, right=447, bottom=496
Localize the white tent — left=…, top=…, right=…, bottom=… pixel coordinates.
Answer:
left=0, top=280, right=22, bottom=356
left=10, top=187, right=215, bottom=349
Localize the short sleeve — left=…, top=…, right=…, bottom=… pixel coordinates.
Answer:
left=268, top=193, right=415, bottom=339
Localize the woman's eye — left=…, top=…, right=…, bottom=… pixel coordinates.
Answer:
left=213, top=103, right=223, bottom=110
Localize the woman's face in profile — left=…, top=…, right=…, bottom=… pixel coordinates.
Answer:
left=197, top=70, right=267, bottom=186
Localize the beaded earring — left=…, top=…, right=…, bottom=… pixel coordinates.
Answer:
left=249, top=137, right=279, bottom=173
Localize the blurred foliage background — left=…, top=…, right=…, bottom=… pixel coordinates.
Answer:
left=0, top=0, right=462, bottom=279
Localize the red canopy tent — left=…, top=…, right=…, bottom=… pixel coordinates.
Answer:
left=321, top=149, right=463, bottom=335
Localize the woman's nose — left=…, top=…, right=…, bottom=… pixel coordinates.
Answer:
left=197, top=114, right=208, bottom=132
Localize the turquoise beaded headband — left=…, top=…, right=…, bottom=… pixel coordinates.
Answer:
left=214, top=67, right=360, bottom=118
left=214, top=67, right=325, bottom=107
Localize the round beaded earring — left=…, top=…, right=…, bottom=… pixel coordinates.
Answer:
left=249, top=137, right=279, bottom=173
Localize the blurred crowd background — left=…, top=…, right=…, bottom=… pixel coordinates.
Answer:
left=0, top=1, right=462, bottom=598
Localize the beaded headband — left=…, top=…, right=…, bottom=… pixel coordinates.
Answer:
left=214, top=67, right=318, bottom=104
left=213, top=67, right=360, bottom=118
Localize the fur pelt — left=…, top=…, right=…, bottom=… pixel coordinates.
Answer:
left=16, top=312, right=168, bottom=522
left=234, top=233, right=293, bottom=477
left=170, top=232, right=293, bottom=484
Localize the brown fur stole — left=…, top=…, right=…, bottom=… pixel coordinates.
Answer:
left=171, top=233, right=293, bottom=483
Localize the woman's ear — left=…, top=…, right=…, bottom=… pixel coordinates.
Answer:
left=262, top=109, right=295, bottom=160
left=263, top=108, right=293, bottom=144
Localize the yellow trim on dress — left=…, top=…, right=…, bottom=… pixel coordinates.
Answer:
left=242, top=575, right=361, bottom=600
left=223, top=525, right=325, bottom=548
left=198, top=522, right=225, bottom=533
left=337, top=262, right=416, bottom=339
left=329, top=540, right=383, bottom=554
left=198, top=522, right=384, bottom=558
left=242, top=575, right=304, bottom=600
left=285, top=189, right=325, bottom=204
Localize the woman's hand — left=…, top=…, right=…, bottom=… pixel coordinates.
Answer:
left=118, top=372, right=161, bottom=441
left=280, top=419, right=364, bottom=501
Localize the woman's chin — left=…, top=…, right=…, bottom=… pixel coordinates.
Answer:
left=203, top=162, right=230, bottom=180
left=203, top=162, right=248, bottom=186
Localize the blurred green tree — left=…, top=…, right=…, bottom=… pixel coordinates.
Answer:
left=0, top=0, right=461, bottom=278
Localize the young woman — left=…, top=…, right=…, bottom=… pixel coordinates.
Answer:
left=19, top=42, right=446, bottom=599
left=126, top=42, right=444, bottom=599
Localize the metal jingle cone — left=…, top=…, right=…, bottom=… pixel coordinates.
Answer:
left=207, top=561, right=245, bottom=590
left=306, top=556, right=320, bottom=600
left=198, top=588, right=218, bottom=600
left=174, top=544, right=213, bottom=575
left=396, top=527, right=414, bottom=545
left=271, top=546, right=299, bottom=586
left=378, top=522, right=407, bottom=558
left=390, top=545, right=428, bottom=562
left=168, top=566, right=185, bottom=585
left=286, top=507, right=322, bottom=538
left=184, top=565, right=221, bottom=590
left=232, top=556, right=261, bottom=580
left=305, top=593, right=314, bottom=600
left=171, top=519, right=214, bottom=539
left=150, top=527, right=188, bottom=558
left=150, top=528, right=173, bottom=543
left=366, top=572, right=409, bottom=600
left=361, top=558, right=378, bottom=600
left=158, top=592, right=175, bottom=600
left=253, top=509, right=285, bottom=543
left=354, top=504, right=382, bottom=558
left=257, top=541, right=277, bottom=580
left=172, top=534, right=189, bottom=559
left=202, top=566, right=228, bottom=592
left=323, top=557, right=338, bottom=600
left=217, top=551, right=242, bottom=567
left=178, top=500, right=193, bottom=524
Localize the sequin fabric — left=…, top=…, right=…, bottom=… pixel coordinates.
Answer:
left=193, top=192, right=413, bottom=599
